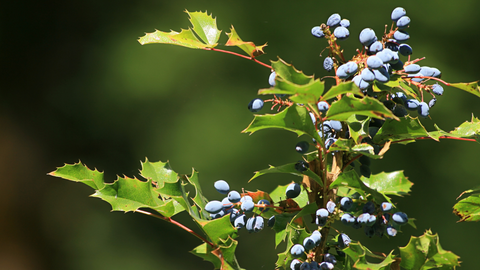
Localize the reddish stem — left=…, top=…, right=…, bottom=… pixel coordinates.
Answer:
left=394, top=136, right=476, bottom=144
left=135, top=209, right=215, bottom=247
left=206, top=48, right=272, bottom=69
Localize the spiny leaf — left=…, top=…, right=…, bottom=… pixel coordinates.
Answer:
left=138, top=10, right=219, bottom=49
left=321, top=81, right=364, bottom=101
left=361, top=171, right=413, bottom=197
left=186, top=10, right=221, bottom=46
left=48, top=161, right=105, bottom=190
left=329, top=139, right=384, bottom=159
left=249, top=163, right=323, bottom=187
left=191, top=237, right=244, bottom=270
left=242, top=104, right=322, bottom=142
left=373, top=116, right=429, bottom=144
left=399, top=230, right=460, bottom=270
left=330, top=170, right=392, bottom=204
left=271, top=58, right=314, bottom=85
left=344, top=242, right=398, bottom=270
left=258, top=79, right=325, bottom=104
left=326, top=96, right=399, bottom=121
left=225, top=26, right=266, bottom=57
left=195, top=214, right=238, bottom=246
left=269, top=182, right=309, bottom=208
left=346, top=114, right=370, bottom=144
left=453, top=192, right=480, bottom=222
left=140, top=158, right=178, bottom=189
left=138, top=28, right=210, bottom=49
left=450, top=81, right=480, bottom=98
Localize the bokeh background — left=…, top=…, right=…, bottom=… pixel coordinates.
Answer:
left=1, top=1, right=480, bottom=269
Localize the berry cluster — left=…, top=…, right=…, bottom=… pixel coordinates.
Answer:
left=339, top=197, right=409, bottom=238
left=311, top=7, right=444, bottom=119
left=205, top=180, right=272, bottom=232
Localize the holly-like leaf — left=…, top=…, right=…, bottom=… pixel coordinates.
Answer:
left=450, top=81, right=480, bottom=98
left=346, top=114, right=370, bottom=144
left=48, top=161, right=105, bottom=190
left=321, top=81, right=364, bottom=101
left=140, top=158, right=178, bottom=189
left=138, top=10, right=219, bottom=49
left=361, top=171, right=413, bottom=197
left=242, top=104, right=322, bottom=142
left=269, top=182, right=309, bottom=208
left=449, top=115, right=480, bottom=141
left=276, top=224, right=311, bottom=269
left=330, top=170, right=392, bottom=204
left=453, top=188, right=480, bottom=222
left=326, top=96, right=399, bottom=121
left=271, top=58, right=314, bottom=85
left=225, top=26, right=266, bottom=57
left=191, top=237, right=243, bottom=270
left=344, top=242, right=398, bottom=270
left=187, top=10, right=221, bottom=46
left=329, top=139, right=384, bottom=159
left=399, top=230, right=460, bottom=270
left=258, top=79, right=325, bottom=104
left=195, top=214, right=238, bottom=246
left=249, top=163, right=323, bottom=187
left=373, top=116, right=429, bottom=144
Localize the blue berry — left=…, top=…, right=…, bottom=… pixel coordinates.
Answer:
left=420, top=66, right=441, bottom=78
left=310, top=230, right=322, bottom=245
left=240, top=195, right=253, bottom=203
left=290, top=244, right=305, bottom=257
left=303, top=237, right=316, bottom=251
left=295, top=141, right=310, bottom=154
left=396, top=16, right=410, bottom=29
left=393, top=30, right=409, bottom=42
left=428, top=98, right=437, bottom=108
left=404, top=64, right=421, bottom=74
left=214, top=180, right=230, bottom=194
left=248, top=98, right=264, bottom=112
left=329, top=120, right=342, bottom=131
left=363, top=201, right=376, bottom=214
left=391, top=7, right=407, bottom=21
left=290, top=259, right=302, bottom=270
left=234, top=214, right=246, bottom=229
left=257, top=199, right=271, bottom=213
left=324, top=253, right=337, bottom=264
left=286, top=182, right=301, bottom=198
left=222, top=197, right=233, bottom=209
left=295, top=160, right=309, bottom=172
left=369, top=41, right=383, bottom=54
left=319, top=262, right=334, bottom=269
left=341, top=213, right=355, bottom=225
left=325, top=138, right=337, bottom=150
left=359, top=28, right=377, bottom=47
left=340, top=197, right=353, bottom=211
left=366, top=55, right=383, bottom=69
left=228, top=190, right=241, bottom=203
left=357, top=213, right=371, bottom=224
left=338, top=233, right=351, bottom=248
left=392, top=212, right=409, bottom=225
left=205, top=200, right=223, bottom=214
left=381, top=202, right=393, bottom=212
left=316, top=208, right=329, bottom=218
left=417, top=102, right=429, bottom=118
left=386, top=225, right=397, bottom=236
left=432, top=83, right=444, bottom=95
left=398, top=44, right=413, bottom=56
left=376, top=49, right=394, bottom=64
left=267, top=215, right=275, bottom=227
left=327, top=13, right=341, bottom=27
left=361, top=68, right=375, bottom=82
left=391, top=60, right=404, bottom=70
left=333, top=26, right=349, bottom=40
left=373, top=66, right=390, bottom=83
left=323, top=57, right=334, bottom=72
left=241, top=200, right=255, bottom=212
left=326, top=200, right=336, bottom=213
left=311, top=26, right=325, bottom=38
left=340, top=19, right=350, bottom=28
left=317, top=101, right=329, bottom=113
left=269, top=71, right=276, bottom=86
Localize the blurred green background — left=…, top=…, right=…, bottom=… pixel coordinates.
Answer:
left=1, top=1, right=480, bottom=269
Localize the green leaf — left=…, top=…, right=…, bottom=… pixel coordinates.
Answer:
left=242, top=105, right=322, bottom=142
left=138, top=28, right=211, bottom=49
left=140, top=158, right=178, bottom=189
left=276, top=224, right=310, bottom=269
left=321, top=81, right=364, bottom=101
left=449, top=115, right=480, bottom=139
left=326, top=96, right=399, bottom=121
left=269, top=182, right=309, bottom=208
left=399, top=230, right=460, bottom=270
left=225, top=26, right=266, bottom=57
left=330, top=170, right=392, bottom=204
left=191, top=237, right=244, bottom=270
left=48, top=161, right=105, bottom=190
left=450, top=81, right=480, bottom=98
left=258, top=79, right=325, bottom=104
left=373, top=116, right=429, bottom=144
left=453, top=190, right=480, bottom=222
left=272, top=212, right=297, bottom=247
left=346, top=114, right=370, bottom=144
left=328, top=139, right=383, bottom=159
left=249, top=163, right=323, bottom=187
left=186, top=10, right=221, bottom=46
left=271, top=58, right=314, bottom=85
left=361, top=171, right=413, bottom=197
left=138, top=10, right=219, bottom=49
left=195, top=214, right=237, bottom=246
left=344, top=242, right=398, bottom=270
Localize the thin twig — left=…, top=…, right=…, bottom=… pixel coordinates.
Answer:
left=206, top=48, right=272, bottom=69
